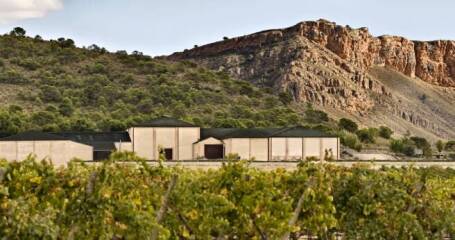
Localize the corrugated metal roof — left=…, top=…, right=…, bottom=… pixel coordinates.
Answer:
left=133, top=117, right=196, bottom=128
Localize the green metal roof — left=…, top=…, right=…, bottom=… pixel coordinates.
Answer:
left=133, top=117, right=196, bottom=128
left=201, top=126, right=335, bottom=139
left=0, top=132, right=68, bottom=141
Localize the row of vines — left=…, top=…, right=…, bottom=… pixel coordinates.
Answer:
left=1, top=153, right=455, bottom=239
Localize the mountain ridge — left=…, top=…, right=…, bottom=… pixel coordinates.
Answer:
left=167, top=19, right=455, bottom=140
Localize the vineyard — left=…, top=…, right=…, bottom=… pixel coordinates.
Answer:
left=1, top=154, right=455, bottom=239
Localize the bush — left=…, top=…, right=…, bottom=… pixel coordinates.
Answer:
left=444, top=140, right=455, bottom=151
left=356, top=128, right=378, bottom=144
left=40, top=85, right=62, bottom=102
left=341, top=132, right=362, bottom=151
left=338, top=118, right=358, bottom=132
left=278, top=91, right=293, bottom=104
left=378, top=126, right=393, bottom=139
left=305, top=108, right=329, bottom=124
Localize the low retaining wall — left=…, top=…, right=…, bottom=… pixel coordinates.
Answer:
left=85, top=160, right=455, bottom=170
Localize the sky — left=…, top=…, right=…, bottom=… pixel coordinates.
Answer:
left=0, top=0, right=454, bottom=56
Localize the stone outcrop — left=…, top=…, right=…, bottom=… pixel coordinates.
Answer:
left=170, top=19, right=455, bottom=87
left=167, top=19, right=455, bottom=139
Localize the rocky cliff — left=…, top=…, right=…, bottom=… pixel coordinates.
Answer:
left=170, top=19, right=455, bottom=87
left=168, top=19, right=455, bottom=139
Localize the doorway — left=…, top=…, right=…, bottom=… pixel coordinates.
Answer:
left=204, top=144, right=224, bottom=160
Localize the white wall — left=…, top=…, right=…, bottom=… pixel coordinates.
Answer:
left=304, top=138, right=321, bottom=159
left=322, top=138, right=339, bottom=160
left=114, top=142, right=133, bottom=152
left=129, top=127, right=200, bottom=160
left=178, top=128, right=200, bottom=160
left=288, top=138, right=303, bottom=161
left=271, top=138, right=286, bottom=161
left=0, top=141, right=93, bottom=167
left=250, top=138, right=268, bottom=161
left=130, top=127, right=155, bottom=160
left=225, top=138, right=250, bottom=160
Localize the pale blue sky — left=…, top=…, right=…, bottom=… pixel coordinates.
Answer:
left=0, top=0, right=454, bottom=56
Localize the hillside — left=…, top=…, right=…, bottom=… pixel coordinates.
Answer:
left=168, top=19, right=455, bottom=140
left=0, top=32, right=307, bottom=134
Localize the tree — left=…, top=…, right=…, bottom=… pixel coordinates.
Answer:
left=378, top=126, right=393, bottom=139
left=10, top=27, right=26, bottom=36
left=338, top=118, right=358, bottom=132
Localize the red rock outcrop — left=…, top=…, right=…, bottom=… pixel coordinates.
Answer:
left=170, top=19, right=455, bottom=87
left=167, top=19, right=455, bottom=138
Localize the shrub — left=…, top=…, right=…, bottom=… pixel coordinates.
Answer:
left=341, top=132, right=362, bottom=151
left=445, top=140, right=455, bottom=151
left=305, top=108, right=329, bottom=124
left=378, top=126, right=393, bottom=139
left=278, top=91, right=293, bottom=104
left=436, top=140, right=445, bottom=153
left=40, top=85, right=62, bottom=102
left=305, top=156, right=320, bottom=162
left=338, top=118, right=358, bottom=132
left=356, top=128, right=378, bottom=144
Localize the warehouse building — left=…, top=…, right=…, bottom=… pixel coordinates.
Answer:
left=0, top=117, right=339, bottom=166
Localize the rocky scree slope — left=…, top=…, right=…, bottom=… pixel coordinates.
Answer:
left=168, top=19, right=455, bottom=140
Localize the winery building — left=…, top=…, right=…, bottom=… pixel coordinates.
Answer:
left=0, top=117, right=340, bottom=166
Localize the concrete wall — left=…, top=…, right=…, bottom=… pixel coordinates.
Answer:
left=225, top=138, right=250, bottom=160
left=322, top=138, right=339, bottom=160
left=178, top=128, right=200, bottom=160
left=304, top=138, right=321, bottom=159
left=271, top=138, right=286, bottom=161
left=250, top=138, right=268, bottom=161
left=130, top=127, right=155, bottom=160
left=114, top=142, right=133, bottom=152
left=0, top=141, right=93, bottom=167
left=129, top=127, right=200, bottom=160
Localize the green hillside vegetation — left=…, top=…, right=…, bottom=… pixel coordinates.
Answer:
left=0, top=29, right=306, bottom=134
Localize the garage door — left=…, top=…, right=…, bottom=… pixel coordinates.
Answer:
left=204, top=144, right=224, bottom=160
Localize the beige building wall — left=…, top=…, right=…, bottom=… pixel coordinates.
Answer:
left=250, top=138, right=268, bottom=161
left=225, top=138, right=250, bottom=160
left=129, top=127, right=200, bottom=160
left=178, top=128, right=200, bottom=160
left=0, top=140, right=92, bottom=167
left=304, top=138, right=322, bottom=159
left=114, top=142, right=133, bottom=152
left=288, top=138, right=303, bottom=161
left=0, top=142, right=17, bottom=161
left=322, top=138, right=339, bottom=160
left=129, top=127, right=155, bottom=159
left=271, top=138, right=286, bottom=161
left=17, top=141, right=34, bottom=160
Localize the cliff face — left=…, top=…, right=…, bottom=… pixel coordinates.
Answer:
left=170, top=19, right=455, bottom=87
left=167, top=20, right=455, bottom=139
